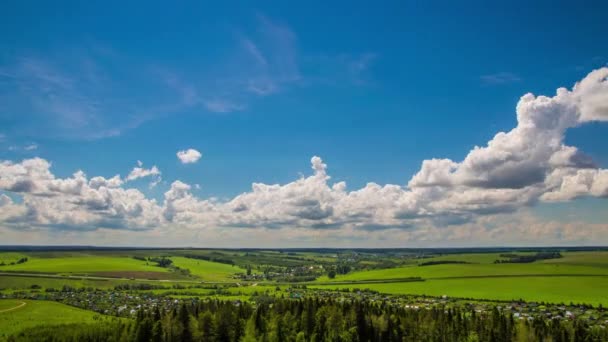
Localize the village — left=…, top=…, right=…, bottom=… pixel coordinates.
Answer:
left=2, top=284, right=606, bottom=330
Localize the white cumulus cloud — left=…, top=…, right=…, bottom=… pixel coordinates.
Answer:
left=177, top=149, right=202, bottom=164
left=0, top=67, right=607, bottom=245
left=126, top=162, right=161, bottom=182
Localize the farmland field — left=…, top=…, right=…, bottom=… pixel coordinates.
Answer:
left=170, top=256, right=248, bottom=281
left=0, top=255, right=168, bottom=276
left=319, top=251, right=608, bottom=279
left=316, top=262, right=608, bottom=282
left=308, top=251, right=608, bottom=305
left=0, top=274, right=114, bottom=290
left=313, top=275, right=608, bottom=306
left=0, top=300, right=112, bottom=340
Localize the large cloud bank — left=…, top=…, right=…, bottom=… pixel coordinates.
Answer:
left=1, top=68, right=607, bottom=236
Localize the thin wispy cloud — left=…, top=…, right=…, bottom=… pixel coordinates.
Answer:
left=159, top=13, right=372, bottom=113
left=240, top=38, right=268, bottom=67
left=0, top=52, right=201, bottom=140
left=7, top=142, right=39, bottom=152
left=203, top=99, right=245, bottom=113
left=237, top=14, right=301, bottom=97
left=346, top=53, right=377, bottom=85
left=480, top=72, right=522, bottom=85
left=23, top=143, right=38, bottom=151
left=0, top=15, right=378, bottom=140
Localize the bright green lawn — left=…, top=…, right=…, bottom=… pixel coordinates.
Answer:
left=170, top=257, right=249, bottom=282
left=0, top=300, right=114, bottom=340
left=0, top=256, right=167, bottom=275
left=312, top=275, right=608, bottom=306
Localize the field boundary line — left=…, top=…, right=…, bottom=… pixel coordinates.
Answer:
left=316, top=273, right=608, bottom=284
left=428, top=273, right=608, bottom=280
left=0, top=301, right=26, bottom=313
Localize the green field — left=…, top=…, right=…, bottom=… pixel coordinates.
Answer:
left=313, top=275, right=608, bottom=306
left=0, top=255, right=167, bottom=276
left=0, top=300, right=112, bottom=340
left=410, top=252, right=523, bottom=264
left=170, top=256, right=249, bottom=281
left=0, top=253, right=28, bottom=265
left=317, top=252, right=608, bottom=282
left=309, top=251, right=608, bottom=306
left=0, top=274, right=115, bottom=290
left=540, top=251, right=608, bottom=268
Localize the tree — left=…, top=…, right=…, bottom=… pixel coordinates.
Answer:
left=179, top=303, right=193, bottom=342
left=328, top=270, right=337, bottom=279
left=151, top=321, right=163, bottom=342
left=198, top=311, right=215, bottom=341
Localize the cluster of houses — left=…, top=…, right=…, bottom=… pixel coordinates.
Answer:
left=281, top=288, right=608, bottom=328
left=233, top=264, right=325, bottom=281
left=1, top=289, right=194, bottom=317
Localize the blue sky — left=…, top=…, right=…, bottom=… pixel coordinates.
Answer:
left=0, top=1, right=607, bottom=247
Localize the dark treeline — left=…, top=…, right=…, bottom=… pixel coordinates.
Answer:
left=114, top=283, right=169, bottom=291
left=0, top=257, right=28, bottom=266
left=182, top=254, right=235, bottom=266
left=150, top=257, right=174, bottom=268
left=418, top=261, right=470, bottom=267
left=495, top=252, right=563, bottom=264
left=8, top=298, right=608, bottom=342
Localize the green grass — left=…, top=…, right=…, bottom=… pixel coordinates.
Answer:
left=411, top=253, right=511, bottom=264
left=0, top=274, right=113, bottom=290
left=317, top=260, right=608, bottom=282
left=312, top=275, right=608, bottom=306
left=170, top=257, right=250, bottom=282
left=226, top=285, right=280, bottom=295
left=0, top=300, right=24, bottom=311
left=0, top=253, right=28, bottom=265
left=0, top=274, right=198, bottom=292
left=309, top=251, right=608, bottom=306
left=541, top=251, right=608, bottom=268
left=0, top=300, right=114, bottom=340
left=0, top=255, right=169, bottom=276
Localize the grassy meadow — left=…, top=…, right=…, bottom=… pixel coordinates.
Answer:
left=0, top=300, right=113, bottom=340
left=0, top=255, right=168, bottom=275
left=170, top=256, right=248, bottom=281
left=316, top=262, right=608, bottom=282
left=310, top=251, right=608, bottom=305
left=312, top=276, right=608, bottom=306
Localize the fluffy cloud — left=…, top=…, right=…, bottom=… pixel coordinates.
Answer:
left=0, top=158, right=161, bottom=230
left=126, top=161, right=161, bottom=181
left=409, top=68, right=608, bottom=197
left=0, top=68, right=607, bottom=243
left=176, top=149, right=202, bottom=164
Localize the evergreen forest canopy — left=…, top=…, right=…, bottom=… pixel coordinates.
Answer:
left=8, top=297, right=608, bottom=342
